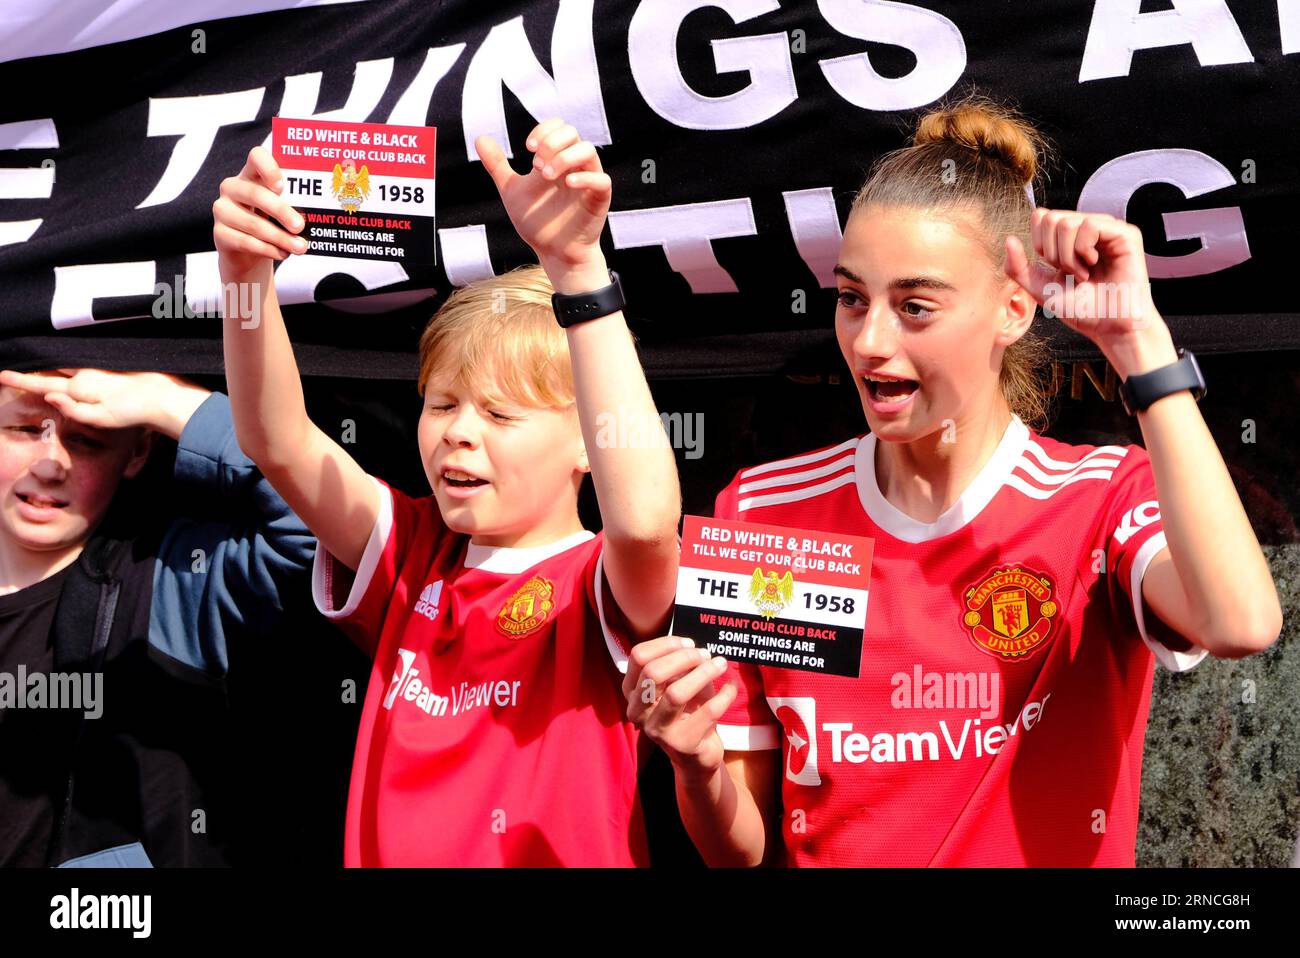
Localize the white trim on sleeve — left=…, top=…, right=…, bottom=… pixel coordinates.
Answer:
left=594, top=533, right=683, bottom=675
left=311, top=476, right=393, bottom=620
left=592, top=546, right=631, bottom=674
left=1130, top=531, right=1209, bottom=673
left=717, top=723, right=781, bottom=751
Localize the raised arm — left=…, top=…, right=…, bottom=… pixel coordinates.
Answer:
left=214, top=146, right=379, bottom=573
left=476, top=120, right=681, bottom=638
left=1005, top=210, right=1282, bottom=657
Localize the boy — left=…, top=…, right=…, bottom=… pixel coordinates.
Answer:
left=213, top=118, right=682, bottom=865
left=0, top=367, right=317, bottom=866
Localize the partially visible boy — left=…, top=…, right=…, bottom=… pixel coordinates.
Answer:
left=0, top=367, right=315, bottom=866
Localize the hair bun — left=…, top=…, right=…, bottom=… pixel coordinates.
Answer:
left=913, top=94, right=1042, bottom=185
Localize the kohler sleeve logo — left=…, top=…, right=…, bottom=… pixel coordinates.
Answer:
left=1112, top=500, right=1162, bottom=546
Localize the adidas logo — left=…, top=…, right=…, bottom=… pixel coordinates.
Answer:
left=414, top=580, right=443, bottom=621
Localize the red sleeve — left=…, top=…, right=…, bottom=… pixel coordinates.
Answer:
left=706, top=470, right=781, bottom=750
left=1098, top=446, right=1207, bottom=673
left=310, top=477, right=447, bottom=659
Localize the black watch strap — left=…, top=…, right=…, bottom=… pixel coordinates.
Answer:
left=551, top=270, right=625, bottom=327
left=1119, top=348, right=1206, bottom=415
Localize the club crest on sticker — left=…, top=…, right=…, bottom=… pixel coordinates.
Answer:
left=331, top=158, right=371, bottom=213
left=961, top=566, right=1057, bottom=661
left=750, top=568, right=794, bottom=619
left=496, top=575, right=555, bottom=637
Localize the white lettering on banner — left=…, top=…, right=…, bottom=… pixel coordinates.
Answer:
left=1284, top=0, right=1300, bottom=55
left=182, top=251, right=224, bottom=315
left=607, top=199, right=756, bottom=294
left=1077, top=150, right=1250, bottom=279
left=438, top=224, right=496, bottom=285
left=33, top=0, right=1286, bottom=228
left=0, top=163, right=54, bottom=199
left=266, top=58, right=395, bottom=149
left=628, top=0, right=797, bottom=130
left=50, top=261, right=156, bottom=330
left=48, top=251, right=412, bottom=326
left=17, top=2, right=1287, bottom=327
left=0, top=118, right=57, bottom=247
left=783, top=187, right=843, bottom=288
left=273, top=254, right=410, bottom=306
left=463, top=0, right=611, bottom=160
left=387, top=45, right=467, bottom=125
left=1112, top=500, right=1161, bottom=546
left=1080, top=0, right=1254, bottom=82
left=816, top=0, right=966, bottom=111
left=137, top=89, right=265, bottom=209
left=139, top=56, right=398, bottom=212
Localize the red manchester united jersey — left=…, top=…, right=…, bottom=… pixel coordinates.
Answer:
left=711, top=415, right=1205, bottom=867
left=313, top=477, right=646, bottom=867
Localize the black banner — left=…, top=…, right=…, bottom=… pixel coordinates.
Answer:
left=2, top=0, right=1298, bottom=378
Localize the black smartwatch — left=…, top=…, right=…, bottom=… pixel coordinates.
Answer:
left=551, top=270, right=625, bottom=328
left=1118, top=348, right=1206, bottom=415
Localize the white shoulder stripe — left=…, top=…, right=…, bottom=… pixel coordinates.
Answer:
left=739, top=453, right=856, bottom=495
left=1022, top=439, right=1129, bottom=472
left=1015, top=454, right=1120, bottom=486
left=739, top=470, right=857, bottom=513
left=1005, top=471, right=1116, bottom=500
left=739, top=437, right=860, bottom=480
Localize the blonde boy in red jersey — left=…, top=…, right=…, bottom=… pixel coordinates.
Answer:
left=213, top=119, right=681, bottom=866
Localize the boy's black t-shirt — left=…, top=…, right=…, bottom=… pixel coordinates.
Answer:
left=0, top=562, right=75, bottom=867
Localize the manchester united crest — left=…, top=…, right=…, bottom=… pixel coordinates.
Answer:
left=496, top=575, right=555, bottom=638
left=960, top=565, right=1058, bottom=661
left=750, top=567, right=794, bottom=619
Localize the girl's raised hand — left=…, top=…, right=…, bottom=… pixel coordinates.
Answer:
left=1004, top=208, right=1162, bottom=348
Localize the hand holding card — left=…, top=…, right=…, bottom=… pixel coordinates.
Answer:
left=622, top=637, right=736, bottom=782
left=213, top=145, right=307, bottom=280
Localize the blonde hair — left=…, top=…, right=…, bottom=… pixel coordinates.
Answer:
left=417, top=264, right=574, bottom=409
left=851, top=92, right=1056, bottom=431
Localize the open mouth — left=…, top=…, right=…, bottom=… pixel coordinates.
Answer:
left=441, top=468, right=489, bottom=489
left=863, top=373, right=920, bottom=405
left=17, top=492, right=68, bottom=509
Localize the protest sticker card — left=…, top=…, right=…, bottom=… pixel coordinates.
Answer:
left=271, top=117, right=435, bottom=264
left=674, top=515, right=874, bottom=678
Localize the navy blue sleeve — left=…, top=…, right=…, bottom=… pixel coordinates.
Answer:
left=149, top=392, right=316, bottom=675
